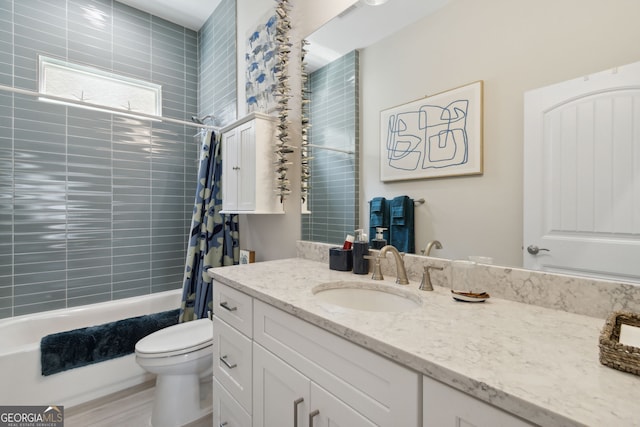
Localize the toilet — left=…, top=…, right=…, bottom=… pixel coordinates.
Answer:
left=135, top=318, right=213, bottom=427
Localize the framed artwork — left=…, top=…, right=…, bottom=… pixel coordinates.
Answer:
left=380, top=81, right=483, bottom=181
left=245, top=9, right=279, bottom=114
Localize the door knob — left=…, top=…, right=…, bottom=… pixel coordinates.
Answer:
left=527, top=245, right=550, bottom=255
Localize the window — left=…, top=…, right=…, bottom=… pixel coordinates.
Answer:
left=38, top=55, right=162, bottom=118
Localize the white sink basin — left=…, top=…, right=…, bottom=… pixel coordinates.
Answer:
left=312, top=281, right=422, bottom=312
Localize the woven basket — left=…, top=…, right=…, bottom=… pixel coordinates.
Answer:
left=599, top=311, right=640, bottom=376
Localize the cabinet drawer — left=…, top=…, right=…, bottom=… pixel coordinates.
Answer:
left=254, top=300, right=419, bottom=426
left=213, top=281, right=253, bottom=337
left=212, top=316, right=252, bottom=413
left=213, top=378, right=251, bottom=427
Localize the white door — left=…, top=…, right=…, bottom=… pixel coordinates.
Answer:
left=523, top=61, right=640, bottom=282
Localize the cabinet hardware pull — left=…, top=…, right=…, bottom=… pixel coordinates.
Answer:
left=293, top=397, right=304, bottom=427
left=309, top=409, right=320, bottom=426
left=220, top=301, right=238, bottom=312
left=220, top=355, right=237, bottom=369
left=220, top=422, right=228, bottom=427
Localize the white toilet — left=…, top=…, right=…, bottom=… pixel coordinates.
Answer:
left=135, top=318, right=213, bottom=427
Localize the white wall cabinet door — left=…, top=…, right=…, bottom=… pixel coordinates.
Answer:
left=222, top=120, right=256, bottom=212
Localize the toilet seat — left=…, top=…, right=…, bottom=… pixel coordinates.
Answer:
left=135, top=318, right=213, bottom=358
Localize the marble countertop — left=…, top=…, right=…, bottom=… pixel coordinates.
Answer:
left=208, top=258, right=640, bottom=427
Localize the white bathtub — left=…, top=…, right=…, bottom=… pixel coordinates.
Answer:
left=0, top=289, right=182, bottom=407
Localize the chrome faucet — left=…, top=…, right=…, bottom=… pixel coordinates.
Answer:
left=374, top=245, right=409, bottom=285
left=421, top=240, right=443, bottom=256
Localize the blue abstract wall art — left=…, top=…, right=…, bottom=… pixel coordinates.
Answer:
left=380, top=81, right=483, bottom=181
left=246, top=9, right=279, bottom=113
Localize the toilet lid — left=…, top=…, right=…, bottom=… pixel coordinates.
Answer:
left=135, top=318, right=212, bottom=357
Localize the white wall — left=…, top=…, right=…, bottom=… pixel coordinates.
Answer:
left=235, top=0, right=355, bottom=261
left=360, top=0, right=640, bottom=266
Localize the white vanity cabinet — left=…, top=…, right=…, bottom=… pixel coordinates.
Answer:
left=220, top=112, right=283, bottom=214
left=422, top=376, right=535, bottom=427
left=212, top=281, right=420, bottom=427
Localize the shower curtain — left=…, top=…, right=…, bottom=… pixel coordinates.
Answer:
left=179, top=130, right=239, bottom=322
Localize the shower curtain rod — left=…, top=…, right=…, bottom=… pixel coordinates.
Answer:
left=306, top=143, right=354, bottom=155
left=0, top=83, right=219, bottom=131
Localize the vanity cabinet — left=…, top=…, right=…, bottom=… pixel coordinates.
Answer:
left=422, top=376, right=535, bottom=427
left=212, top=281, right=420, bottom=427
left=220, top=112, right=283, bottom=214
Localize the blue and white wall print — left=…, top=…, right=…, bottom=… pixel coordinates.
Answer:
left=246, top=10, right=278, bottom=113
left=380, top=81, right=483, bottom=181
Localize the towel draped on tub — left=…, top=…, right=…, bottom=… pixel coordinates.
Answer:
left=40, top=308, right=180, bottom=376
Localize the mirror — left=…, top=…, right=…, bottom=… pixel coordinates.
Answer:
left=300, top=0, right=640, bottom=284
left=301, top=0, right=446, bottom=245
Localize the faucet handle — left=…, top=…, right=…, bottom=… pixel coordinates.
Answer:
left=419, top=265, right=444, bottom=291
left=366, top=256, right=384, bottom=280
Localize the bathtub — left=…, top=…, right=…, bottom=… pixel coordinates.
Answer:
left=0, top=289, right=182, bottom=407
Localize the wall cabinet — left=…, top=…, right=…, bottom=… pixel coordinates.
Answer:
left=221, top=112, right=283, bottom=214
left=422, top=376, right=535, bottom=427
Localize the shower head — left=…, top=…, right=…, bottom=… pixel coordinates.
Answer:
left=191, top=115, right=213, bottom=125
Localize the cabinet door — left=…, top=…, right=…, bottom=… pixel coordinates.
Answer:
left=423, top=376, right=534, bottom=427
left=236, top=120, right=256, bottom=211
left=253, top=343, right=309, bottom=427
left=309, top=383, right=376, bottom=427
left=222, top=129, right=240, bottom=211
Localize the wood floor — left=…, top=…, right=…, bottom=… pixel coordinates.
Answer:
left=65, top=378, right=213, bottom=427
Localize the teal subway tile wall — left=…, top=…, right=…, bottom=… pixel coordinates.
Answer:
left=0, top=0, right=236, bottom=318
left=199, top=0, right=237, bottom=126
left=302, top=50, right=360, bottom=244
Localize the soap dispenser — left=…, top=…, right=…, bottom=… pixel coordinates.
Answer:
left=352, top=229, right=369, bottom=275
left=371, top=227, right=387, bottom=250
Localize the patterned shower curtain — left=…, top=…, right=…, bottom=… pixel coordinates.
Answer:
left=179, top=130, right=239, bottom=322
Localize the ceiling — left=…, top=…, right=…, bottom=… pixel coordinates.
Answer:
left=118, top=0, right=448, bottom=52
left=306, top=0, right=449, bottom=71
left=116, top=0, right=221, bottom=30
